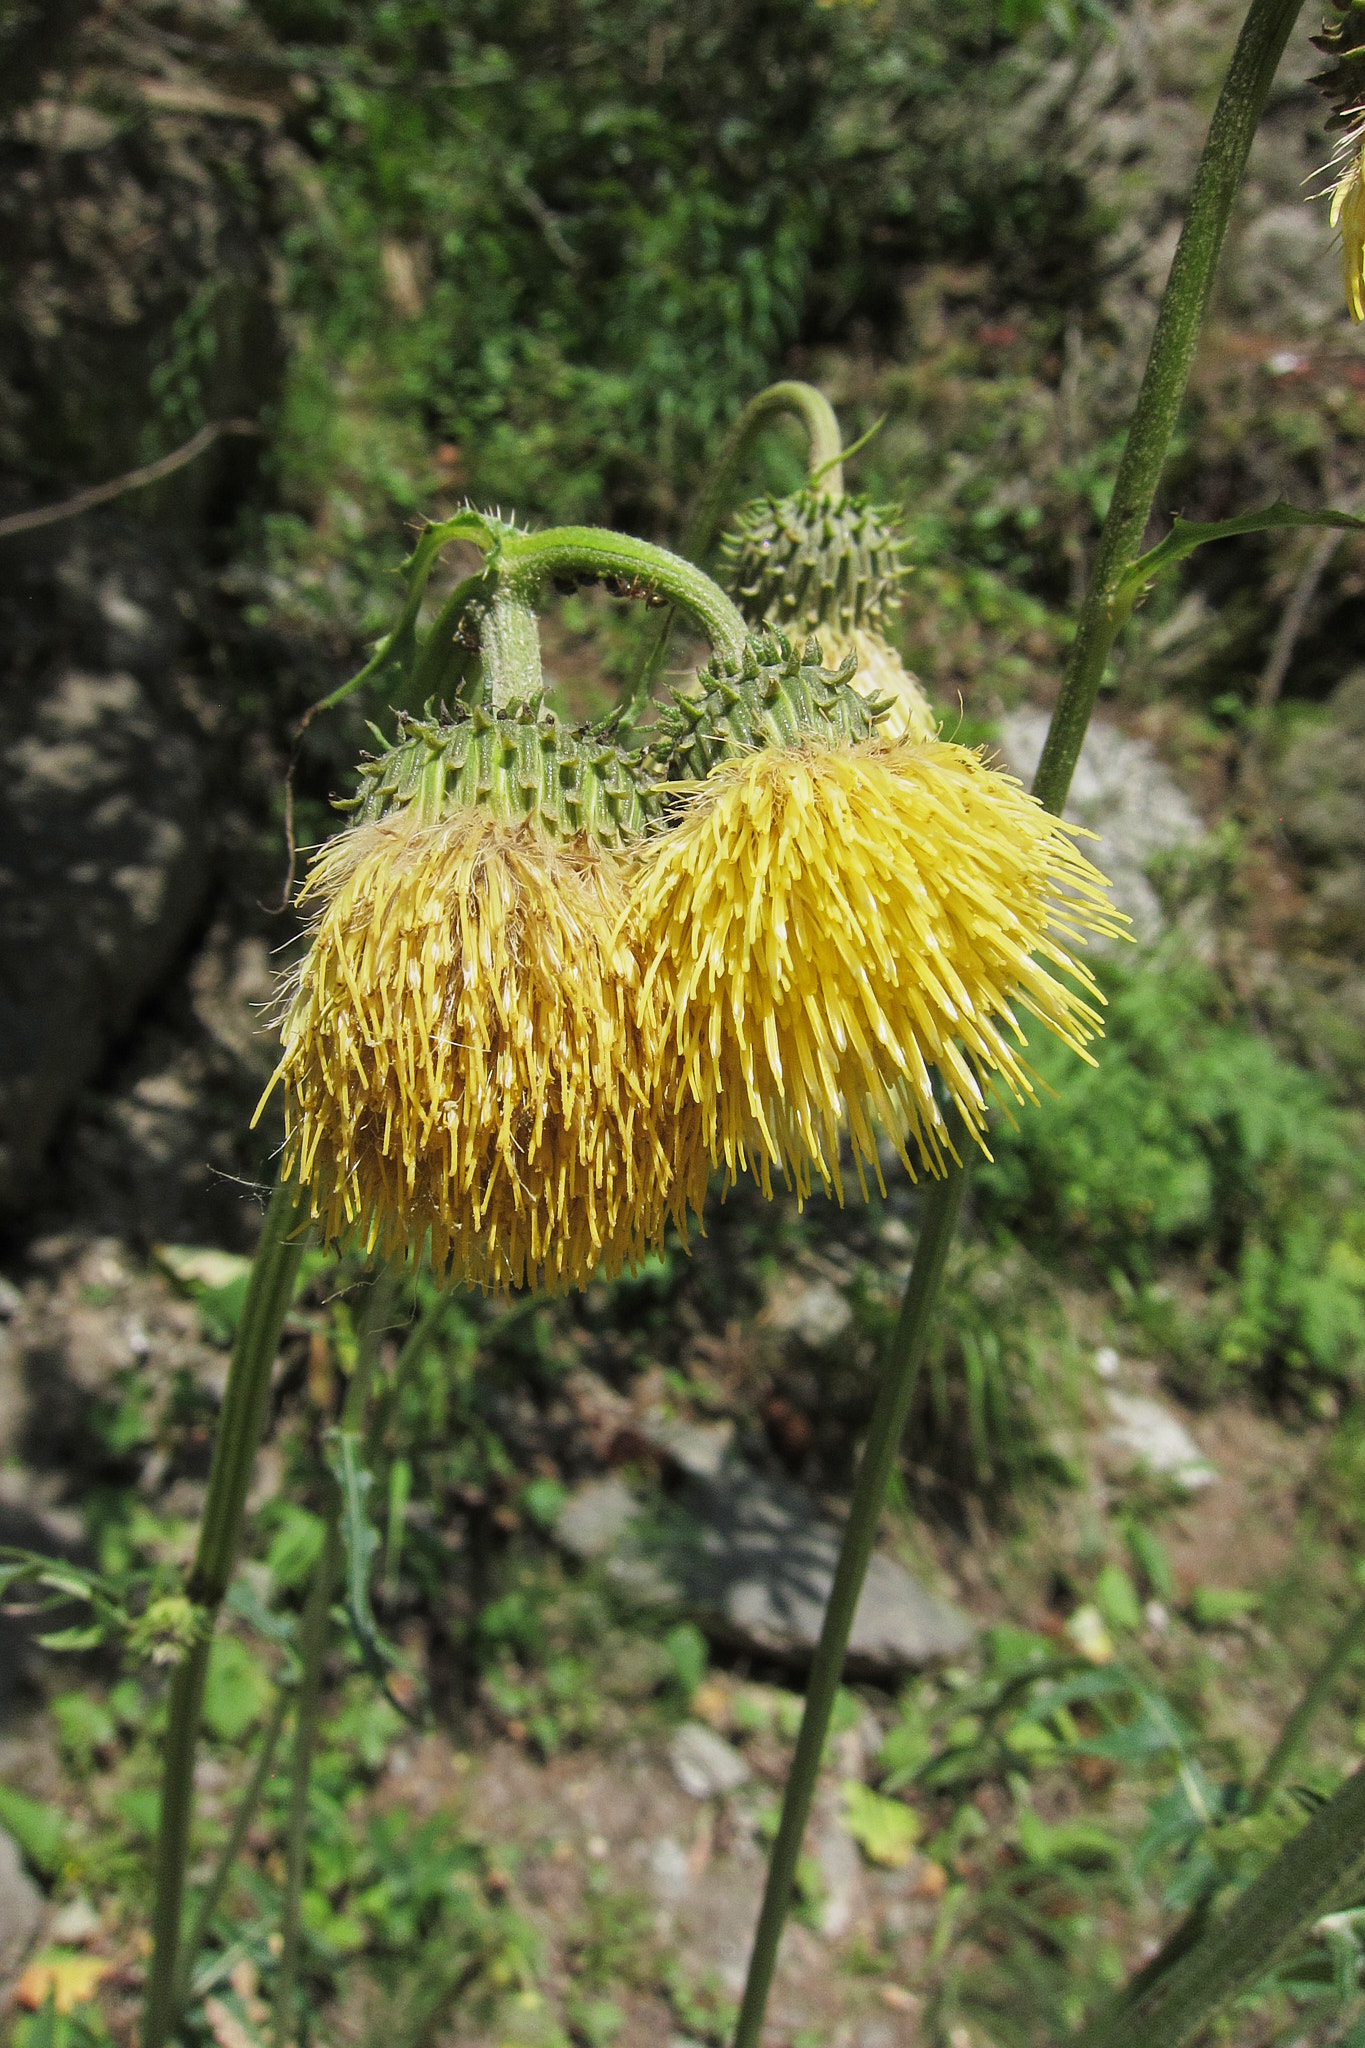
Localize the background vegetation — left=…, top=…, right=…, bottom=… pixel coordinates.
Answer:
left=6, top=0, right=1365, bottom=2045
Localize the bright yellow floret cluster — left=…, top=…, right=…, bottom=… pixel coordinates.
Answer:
left=268, top=730, right=1124, bottom=1290
left=1331, top=142, right=1365, bottom=322
left=632, top=738, right=1126, bottom=1201
left=263, top=809, right=707, bottom=1293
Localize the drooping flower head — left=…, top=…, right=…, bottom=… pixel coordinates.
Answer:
left=261, top=699, right=709, bottom=1292
left=718, top=485, right=937, bottom=741
left=633, top=720, right=1127, bottom=1201
left=1312, top=2, right=1365, bottom=318
left=1330, top=136, right=1365, bottom=320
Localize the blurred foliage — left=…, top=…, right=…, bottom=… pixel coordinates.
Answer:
left=246, top=0, right=1106, bottom=658
left=979, top=955, right=1365, bottom=1401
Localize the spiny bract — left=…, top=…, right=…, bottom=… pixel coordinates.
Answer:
left=263, top=808, right=708, bottom=1293
left=814, top=626, right=938, bottom=744
left=631, top=738, right=1127, bottom=1202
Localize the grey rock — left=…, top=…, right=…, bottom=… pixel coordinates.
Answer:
left=555, top=1477, right=639, bottom=1563
left=648, top=1836, right=693, bottom=1902
left=1104, top=1390, right=1217, bottom=1493
left=998, top=710, right=1204, bottom=944
left=0, top=668, right=209, bottom=1212
left=0, top=1825, right=43, bottom=1986
left=669, top=1721, right=750, bottom=1800
left=555, top=1465, right=973, bottom=1676
left=765, top=1274, right=853, bottom=1349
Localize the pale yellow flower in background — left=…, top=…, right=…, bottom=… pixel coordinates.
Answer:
left=631, top=738, right=1126, bottom=1202
left=816, top=625, right=938, bottom=742
left=1330, top=139, right=1365, bottom=321
left=261, top=809, right=708, bottom=1293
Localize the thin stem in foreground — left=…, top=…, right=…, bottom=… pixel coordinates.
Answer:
left=273, top=1520, right=342, bottom=2048
left=1031, top=0, right=1307, bottom=817
left=144, top=1177, right=310, bottom=2048
left=731, top=1165, right=967, bottom=2048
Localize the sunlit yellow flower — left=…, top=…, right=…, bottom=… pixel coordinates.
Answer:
left=1330, top=140, right=1365, bottom=321
left=261, top=808, right=708, bottom=1292
left=632, top=738, right=1125, bottom=1200
left=815, top=626, right=938, bottom=742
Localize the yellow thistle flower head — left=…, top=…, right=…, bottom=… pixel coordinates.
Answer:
left=1330, top=138, right=1365, bottom=321
left=261, top=804, right=708, bottom=1294
left=632, top=737, right=1127, bottom=1201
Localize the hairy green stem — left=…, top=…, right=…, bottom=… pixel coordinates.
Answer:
left=731, top=1165, right=967, bottom=2048
left=477, top=579, right=544, bottom=707
left=1076, top=1760, right=1365, bottom=2048
left=145, top=1178, right=309, bottom=2048
left=273, top=1520, right=342, bottom=2048
left=1031, top=0, right=1306, bottom=817
left=174, top=1683, right=291, bottom=2013
left=629, top=380, right=844, bottom=716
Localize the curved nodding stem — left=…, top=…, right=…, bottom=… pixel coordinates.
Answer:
left=498, top=525, right=749, bottom=667
left=628, top=380, right=846, bottom=717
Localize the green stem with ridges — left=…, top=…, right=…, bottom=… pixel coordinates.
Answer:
left=730, top=1164, right=967, bottom=2048
left=729, top=2, right=1303, bottom=2040
left=629, top=381, right=845, bottom=717
left=1031, top=0, right=1306, bottom=818
left=272, top=1520, right=342, bottom=2048
left=144, top=1177, right=309, bottom=2048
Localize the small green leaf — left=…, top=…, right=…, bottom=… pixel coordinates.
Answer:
left=203, top=1634, right=272, bottom=1742
left=0, top=1784, right=68, bottom=1877
left=664, top=1621, right=708, bottom=1697
left=1190, top=1585, right=1260, bottom=1629
left=1094, top=1562, right=1143, bottom=1635
left=1118, top=501, right=1365, bottom=621
left=842, top=1781, right=922, bottom=1868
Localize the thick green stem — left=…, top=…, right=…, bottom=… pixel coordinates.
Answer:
left=731, top=1166, right=967, bottom=2048
left=144, top=1178, right=309, bottom=2048
left=273, top=1520, right=342, bottom=2048
left=1030, top=0, right=1306, bottom=818
left=476, top=579, right=543, bottom=707
left=629, top=380, right=844, bottom=715
left=1075, top=1760, right=1365, bottom=2048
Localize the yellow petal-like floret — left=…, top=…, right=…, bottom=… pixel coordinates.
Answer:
left=262, top=809, right=708, bottom=1292
left=632, top=738, right=1126, bottom=1200
left=816, top=626, right=938, bottom=742
left=1331, top=143, right=1365, bottom=322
